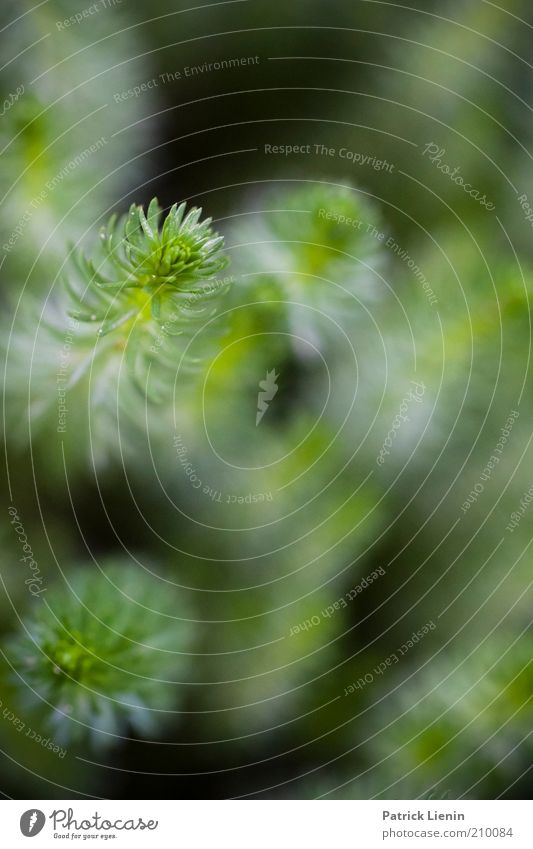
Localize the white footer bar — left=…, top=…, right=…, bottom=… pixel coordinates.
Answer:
left=2, top=800, right=532, bottom=848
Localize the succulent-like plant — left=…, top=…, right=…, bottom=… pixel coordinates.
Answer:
left=222, top=183, right=383, bottom=383
left=6, top=563, right=193, bottom=748
left=2, top=198, right=232, bottom=459
left=70, top=198, right=229, bottom=333
left=64, top=198, right=231, bottom=396
left=65, top=198, right=228, bottom=380
left=235, top=183, right=383, bottom=303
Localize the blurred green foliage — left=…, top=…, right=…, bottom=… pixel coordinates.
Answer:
left=1, top=0, right=533, bottom=801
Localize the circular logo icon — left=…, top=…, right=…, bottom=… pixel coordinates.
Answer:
left=20, top=810, right=46, bottom=837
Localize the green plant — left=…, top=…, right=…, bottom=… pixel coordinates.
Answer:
left=361, top=638, right=533, bottom=799
left=65, top=197, right=230, bottom=396
left=233, top=183, right=383, bottom=345
left=6, top=563, right=193, bottom=748
left=2, top=197, right=232, bottom=470
left=71, top=199, right=228, bottom=329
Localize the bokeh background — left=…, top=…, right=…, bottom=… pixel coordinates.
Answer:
left=1, top=0, right=533, bottom=800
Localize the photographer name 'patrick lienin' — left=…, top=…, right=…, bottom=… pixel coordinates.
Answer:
left=383, top=810, right=465, bottom=821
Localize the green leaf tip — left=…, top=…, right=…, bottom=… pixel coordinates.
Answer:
left=68, top=197, right=230, bottom=333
